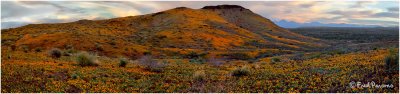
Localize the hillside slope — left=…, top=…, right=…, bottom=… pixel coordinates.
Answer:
left=1, top=5, right=327, bottom=58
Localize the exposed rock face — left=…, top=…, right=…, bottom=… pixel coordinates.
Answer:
left=202, top=5, right=246, bottom=9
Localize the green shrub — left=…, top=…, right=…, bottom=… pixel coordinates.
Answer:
left=119, top=58, right=128, bottom=67
left=65, top=44, right=74, bottom=49
left=109, top=40, right=117, bottom=45
left=76, top=52, right=98, bottom=67
left=185, top=51, right=207, bottom=59
left=306, top=52, right=322, bottom=59
left=63, top=49, right=77, bottom=56
left=270, top=57, right=281, bottom=64
left=189, top=58, right=206, bottom=64
left=220, top=52, right=252, bottom=60
left=385, top=48, right=399, bottom=74
left=21, top=45, right=30, bottom=53
left=48, top=48, right=62, bottom=58
left=35, top=47, right=43, bottom=52
left=71, top=73, right=79, bottom=79
left=193, top=70, right=206, bottom=82
left=95, top=43, right=103, bottom=51
left=231, top=67, right=250, bottom=77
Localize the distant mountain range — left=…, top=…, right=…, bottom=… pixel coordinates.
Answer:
left=273, top=20, right=381, bottom=28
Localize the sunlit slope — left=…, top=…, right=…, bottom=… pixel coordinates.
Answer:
left=2, top=5, right=327, bottom=57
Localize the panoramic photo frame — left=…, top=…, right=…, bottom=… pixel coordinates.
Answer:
left=1, top=0, right=399, bottom=93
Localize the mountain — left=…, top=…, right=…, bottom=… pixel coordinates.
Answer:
left=274, top=20, right=381, bottom=28
left=1, top=5, right=327, bottom=59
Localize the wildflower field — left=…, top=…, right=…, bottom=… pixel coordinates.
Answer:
left=2, top=47, right=398, bottom=92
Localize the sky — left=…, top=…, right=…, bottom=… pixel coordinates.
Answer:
left=1, top=1, right=399, bottom=29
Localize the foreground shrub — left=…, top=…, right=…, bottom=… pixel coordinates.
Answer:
left=231, top=67, right=250, bottom=77
left=186, top=51, right=207, bottom=64
left=270, top=57, right=281, bottom=64
left=76, top=52, right=98, bottom=67
left=119, top=58, right=128, bottom=67
left=385, top=48, right=399, bottom=74
left=193, top=70, right=206, bottom=82
left=63, top=49, right=77, bottom=56
left=138, top=55, right=165, bottom=72
left=48, top=48, right=62, bottom=58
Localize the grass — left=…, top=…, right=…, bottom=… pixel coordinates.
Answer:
left=137, top=55, right=165, bottom=72
left=76, top=52, right=98, bottom=67
left=192, top=70, right=207, bottom=82
left=384, top=48, right=399, bottom=74
left=48, top=48, right=62, bottom=58
left=231, top=66, right=250, bottom=77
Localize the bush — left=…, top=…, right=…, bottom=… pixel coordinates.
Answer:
left=95, top=43, right=103, bottom=51
left=231, top=67, right=250, bottom=77
left=65, top=44, right=74, bottom=49
left=48, top=48, right=62, bottom=58
left=10, top=45, right=16, bottom=51
left=185, top=51, right=207, bottom=64
left=21, top=45, right=30, bottom=53
left=76, top=52, right=98, bottom=67
left=138, top=55, right=165, bottom=72
left=189, top=58, right=206, bottom=64
left=306, top=52, right=322, bottom=59
left=119, top=58, right=128, bottom=67
left=185, top=51, right=207, bottom=59
left=193, top=70, right=206, bottom=82
left=270, top=57, right=281, bottom=64
left=71, top=73, right=79, bottom=79
left=221, top=52, right=252, bottom=60
left=385, top=48, right=399, bottom=74
left=63, top=49, right=77, bottom=56
left=35, top=47, right=43, bottom=52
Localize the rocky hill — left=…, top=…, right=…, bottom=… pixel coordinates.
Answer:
left=1, top=5, right=327, bottom=59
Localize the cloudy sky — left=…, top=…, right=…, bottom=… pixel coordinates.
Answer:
left=1, top=1, right=399, bottom=29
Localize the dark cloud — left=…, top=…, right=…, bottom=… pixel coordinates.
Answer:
left=372, top=12, right=399, bottom=18
left=1, top=1, right=38, bottom=18
left=387, top=7, right=399, bottom=12
left=327, top=10, right=374, bottom=18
